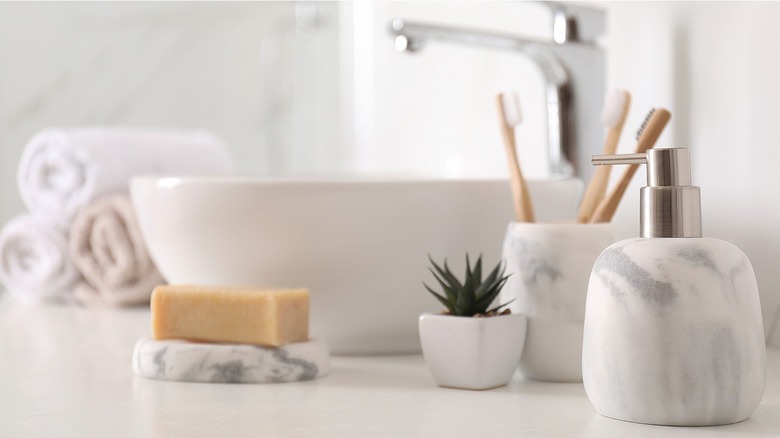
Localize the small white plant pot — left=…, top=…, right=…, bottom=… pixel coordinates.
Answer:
left=500, top=222, right=614, bottom=382
left=418, top=313, right=527, bottom=390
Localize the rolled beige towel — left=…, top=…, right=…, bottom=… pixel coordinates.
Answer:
left=0, top=215, right=80, bottom=304
left=69, top=195, right=164, bottom=307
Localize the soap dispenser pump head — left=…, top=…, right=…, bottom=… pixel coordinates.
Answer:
left=592, top=148, right=702, bottom=238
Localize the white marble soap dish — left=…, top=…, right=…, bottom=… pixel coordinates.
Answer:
left=132, top=338, right=330, bottom=384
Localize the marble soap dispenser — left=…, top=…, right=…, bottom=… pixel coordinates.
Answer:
left=582, top=148, right=765, bottom=426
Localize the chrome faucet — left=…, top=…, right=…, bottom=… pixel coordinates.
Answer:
left=391, top=2, right=605, bottom=180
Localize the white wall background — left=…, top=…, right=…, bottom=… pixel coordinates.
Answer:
left=605, top=1, right=780, bottom=347
left=347, top=1, right=554, bottom=178
left=0, top=1, right=778, bottom=346
left=0, top=1, right=342, bottom=225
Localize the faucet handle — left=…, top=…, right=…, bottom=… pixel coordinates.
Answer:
left=546, top=2, right=605, bottom=44
left=552, top=8, right=577, bottom=44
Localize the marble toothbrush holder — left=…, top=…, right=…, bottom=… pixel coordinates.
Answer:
left=500, top=222, right=614, bottom=382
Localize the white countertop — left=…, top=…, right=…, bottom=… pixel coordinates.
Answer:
left=2, top=294, right=779, bottom=437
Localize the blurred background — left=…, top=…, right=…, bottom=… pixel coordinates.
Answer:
left=1, top=1, right=779, bottom=344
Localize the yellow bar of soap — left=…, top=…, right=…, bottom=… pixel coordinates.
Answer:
left=151, top=285, right=309, bottom=347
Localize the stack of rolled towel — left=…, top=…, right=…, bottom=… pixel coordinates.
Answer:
left=0, top=127, right=235, bottom=307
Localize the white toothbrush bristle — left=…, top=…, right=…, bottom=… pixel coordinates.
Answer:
left=600, top=88, right=629, bottom=128
left=501, top=92, right=523, bottom=127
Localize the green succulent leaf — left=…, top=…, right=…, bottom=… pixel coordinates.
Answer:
left=457, top=255, right=477, bottom=315
left=473, top=255, right=483, bottom=285
left=428, top=256, right=462, bottom=293
left=428, top=268, right=457, bottom=303
left=423, top=283, right=455, bottom=313
left=486, top=298, right=516, bottom=314
left=474, top=275, right=510, bottom=312
left=424, top=254, right=511, bottom=317
left=473, top=262, right=508, bottom=312
left=475, top=261, right=503, bottom=298
left=465, top=254, right=473, bottom=286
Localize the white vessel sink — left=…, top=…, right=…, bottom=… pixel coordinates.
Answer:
left=131, top=176, right=582, bottom=354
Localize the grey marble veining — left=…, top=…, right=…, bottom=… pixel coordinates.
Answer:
left=133, top=338, right=330, bottom=384
left=500, top=223, right=615, bottom=382
left=583, top=237, right=765, bottom=426
left=502, top=223, right=615, bottom=321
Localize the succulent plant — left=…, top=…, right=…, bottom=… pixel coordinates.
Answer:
left=424, top=254, right=513, bottom=317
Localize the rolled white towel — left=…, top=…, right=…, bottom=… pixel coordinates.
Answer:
left=18, top=127, right=234, bottom=225
left=0, top=215, right=80, bottom=304
left=69, top=195, right=164, bottom=307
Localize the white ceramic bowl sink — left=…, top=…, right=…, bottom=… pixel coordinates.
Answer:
left=131, top=176, right=582, bottom=354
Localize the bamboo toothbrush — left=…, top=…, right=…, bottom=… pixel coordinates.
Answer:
left=496, top=92, right=535, bottom=222
left=589, top=107, right=672, bottom=223
left=576, top=88, right=631, bottom=223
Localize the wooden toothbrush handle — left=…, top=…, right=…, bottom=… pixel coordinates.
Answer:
left=576, top=164, right=611, bottom=223
left=499, top=123, right=535, bottom=222
left=577, top=126, right=623, bottom=223
left=589, top=164, right=639, bottom=223
left=496, top=98, right=535, bottom=223
left=577, top=93, right=632, bottom=223
left=589, top=108, right=671, bottom=223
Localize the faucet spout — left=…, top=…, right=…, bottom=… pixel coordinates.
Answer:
left=390, top=7, right=605, bottom=180
left=392, top=19, right=570, bottom=84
